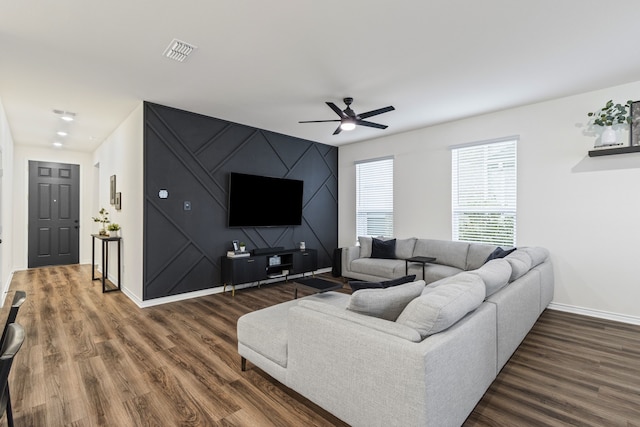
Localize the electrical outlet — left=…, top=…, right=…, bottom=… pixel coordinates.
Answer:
left=184, top=201, right=191, bottom=211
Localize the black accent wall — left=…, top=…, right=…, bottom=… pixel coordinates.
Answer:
left=143, top=102, right=338, bottom=300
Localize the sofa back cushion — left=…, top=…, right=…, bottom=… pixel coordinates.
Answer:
left=358, top=236, right=373, bottom=258
left=520, top=247, right=549, bottom=268
left=395, top=238, right=417, bottom=259
left=504, top=250, right=533, bottom=281
left=347, top=280, right=425, bottom=321
left=466, top=243, right=500, bottom=270
left=469, top=259, right=512, bottom=297
left=396, top=273, right=485, bottom=339
left=413, top=239, right=469, bottom=270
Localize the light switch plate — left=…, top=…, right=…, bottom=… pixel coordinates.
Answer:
left=184, top=201, right=191, bottom=211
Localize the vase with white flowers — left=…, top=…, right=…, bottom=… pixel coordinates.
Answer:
left=92, top=208, right=110, bottom=236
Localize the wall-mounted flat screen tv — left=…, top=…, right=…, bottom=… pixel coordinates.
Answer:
left=228, top=172, right=304, bottom=227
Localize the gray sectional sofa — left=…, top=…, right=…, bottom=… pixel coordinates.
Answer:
left=342, top=236, right=504, bottom=283
left=237, top=238, right=554, bottom=427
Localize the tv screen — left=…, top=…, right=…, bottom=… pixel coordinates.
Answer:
left=228, top=172, right=304, bottom=227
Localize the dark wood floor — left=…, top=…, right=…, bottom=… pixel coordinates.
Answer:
left=4, top=265, right=640, bottom=426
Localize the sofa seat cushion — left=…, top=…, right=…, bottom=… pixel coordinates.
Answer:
left=297, top=300, right=422, bottom=342
left=469, top=259, right=512, bottom=297
left=237, top=292, right=349, bottom=368
left=396, top=273, right=485, bottom=338
left=348, top=280, right=426, bottom=321
left=350, top=258, right=406, bottom=278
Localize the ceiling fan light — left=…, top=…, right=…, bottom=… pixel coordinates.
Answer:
left=340, top=121, right=356, bottom=131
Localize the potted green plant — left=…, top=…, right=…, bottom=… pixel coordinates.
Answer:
left=107, top=223, right=121, bottom=237
left=239, top=242, right=246, bottom=252
left=588, top=100, right=633, bottom=146
left=92, top=208, right=110, bottom=236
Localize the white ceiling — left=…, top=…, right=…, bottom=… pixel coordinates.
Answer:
left=2, top=1, right=640, bottom=152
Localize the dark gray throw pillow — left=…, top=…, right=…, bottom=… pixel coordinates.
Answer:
left=485, top=247, right=516, bottom=263
left=371, top=238, right=396, bottom=259
left=349, top=275, right=416, bottom=291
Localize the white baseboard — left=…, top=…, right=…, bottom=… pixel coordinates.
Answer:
left=548, top=302, right=640, bottom=326
left=0, top=270, right=15, bottom=307
left=128, top=267, right=334, bottom=308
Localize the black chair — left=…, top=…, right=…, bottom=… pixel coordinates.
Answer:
left=0, top=292, right=26, bottom=350
left=0, top=323, right=25, bottom=427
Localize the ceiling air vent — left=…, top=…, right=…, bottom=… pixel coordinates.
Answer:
left=163, top=39, right=197, bottom=62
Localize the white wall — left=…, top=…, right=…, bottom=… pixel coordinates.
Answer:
left=12, top=146, right=93, bottom=268
left=92, top=103, right=144, bottom=301
left=339, top=81, right=640, bottom=321
left=0, top=97, right=15, bottom=302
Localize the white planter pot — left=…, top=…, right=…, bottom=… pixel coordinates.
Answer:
left=600, top=126, right=617, bottom=145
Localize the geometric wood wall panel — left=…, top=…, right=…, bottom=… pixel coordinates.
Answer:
left=143, top=102, right=338, bottom=300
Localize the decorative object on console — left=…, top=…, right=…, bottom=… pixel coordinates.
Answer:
left=232, top=240, right=239, bottom=251
left=92, top=208, right=110, bottom=236
left=299, top=241, right=305, bottom=251
left=587, top=99, right=633, bottom=147
left=107, top=223, right=121, bottom=237
left=239, top=242, right=246, bottom=252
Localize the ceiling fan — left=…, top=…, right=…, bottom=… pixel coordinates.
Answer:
left=299, top=97, right=395, bottom=135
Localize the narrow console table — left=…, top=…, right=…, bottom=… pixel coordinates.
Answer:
left=221, top=248, right=317, bottom=296
left=91, top=234, right=121, bottom=293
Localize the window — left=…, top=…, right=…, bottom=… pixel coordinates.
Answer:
left=451, top=138, right=517, bottom=246
left=356, top=157, right=393, bottom=238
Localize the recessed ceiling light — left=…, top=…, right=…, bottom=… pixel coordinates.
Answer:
left=163, top=38, right=197, bottom=62
left=57, top=131, right=68, bottom=136
left=53, top=142, right=63, bottom=147
left=61, top=115, right=74, bottom=122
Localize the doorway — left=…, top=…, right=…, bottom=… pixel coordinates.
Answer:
left=28, top=161, right=80, bottom=267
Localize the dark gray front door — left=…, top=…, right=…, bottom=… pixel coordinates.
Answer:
left=28, top=161, right=80, bottom=267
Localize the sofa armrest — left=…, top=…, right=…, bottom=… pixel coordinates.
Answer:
left=341, top=245, right=361, bottom=276
left=286, top=302, right=497, bottom=427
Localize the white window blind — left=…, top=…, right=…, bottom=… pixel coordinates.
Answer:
left=452, top=139, right=517, bottom=246
left=356, top=157, right=393, bottom=238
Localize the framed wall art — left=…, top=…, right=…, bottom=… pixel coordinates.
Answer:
left=110, top=175, right=117, bottom=204
left=630, top=101, right=640, bottom=147
left=115, top=192, right=122, bottom=210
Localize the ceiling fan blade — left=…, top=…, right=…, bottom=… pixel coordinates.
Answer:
left=333, top=125, right=343, bottom=135
left=298, top=119, right=341, bottom=123
left=326, top=102, right=348, bottom=119
left=356, top=120, right=388, bottom=130
left=358, top=106, right=395, bottom=119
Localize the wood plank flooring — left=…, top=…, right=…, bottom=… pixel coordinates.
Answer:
left=4, top=264, right=640, bottom=426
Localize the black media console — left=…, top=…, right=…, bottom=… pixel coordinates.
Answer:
left=221, top=248, right=317, bottom=296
